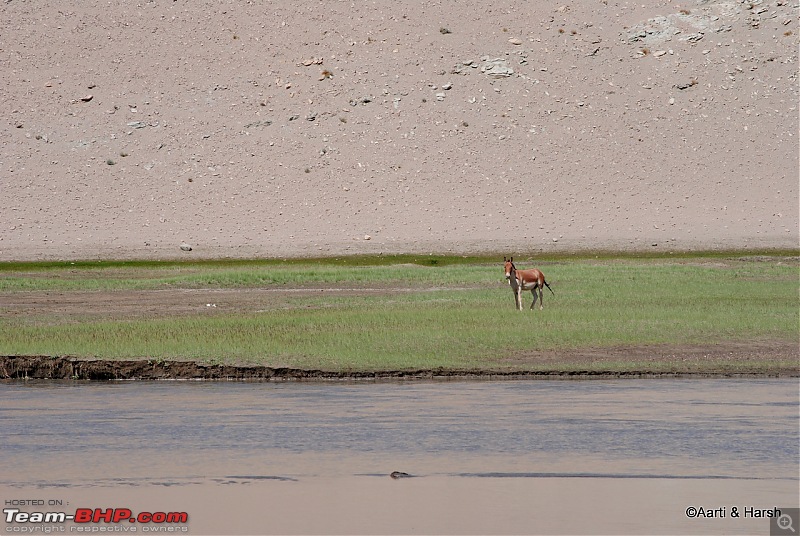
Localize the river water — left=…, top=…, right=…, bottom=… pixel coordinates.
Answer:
left=1, top=379, right=797, bottom=535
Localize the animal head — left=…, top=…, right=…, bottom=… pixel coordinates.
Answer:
left=503, top=257, right=516, bottom=282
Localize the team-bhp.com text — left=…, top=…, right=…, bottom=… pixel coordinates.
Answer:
left=4, top=508, right=188, bottom=532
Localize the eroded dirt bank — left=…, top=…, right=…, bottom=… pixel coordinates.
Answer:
left=2, top=354, right=796, bottom=381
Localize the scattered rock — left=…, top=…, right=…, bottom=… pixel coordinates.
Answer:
left=350, top=96, right=373, bottom=106
left=480, top=57, right=514, bottom=78
left=508, top=37, right=523, bottom=45
left=180, top=243, right=193, bottom=252
left=244, top=120, right=272, bottom=128
left=682, top=32, right=704, bottom=43
left=390, top=471, right=412, bottom=479
left=626, top=16, right=680, bottom=44
left=80, top=95, right=93, bottom=102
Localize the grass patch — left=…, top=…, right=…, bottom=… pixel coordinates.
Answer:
left=0, top=263, right=494, bottom=292
left=0, top=255, right=797, bottom=372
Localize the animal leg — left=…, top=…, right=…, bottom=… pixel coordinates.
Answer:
left=530, top=288, right=538, bottom=310
left=538, top=287, right=544, bottom=310
left=516, top=286, right=523, bottom=311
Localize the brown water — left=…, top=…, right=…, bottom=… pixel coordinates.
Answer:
left=1, top=379, right=797, bottom=535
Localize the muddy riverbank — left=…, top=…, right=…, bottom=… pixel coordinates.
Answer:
left=2, top=352, right=797, bottom=381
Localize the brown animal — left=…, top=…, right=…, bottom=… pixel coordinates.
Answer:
left=503, top=257, right=554, bottom=311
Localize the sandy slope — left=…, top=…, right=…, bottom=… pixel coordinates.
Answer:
left=1, top=0, right=797, bottom=261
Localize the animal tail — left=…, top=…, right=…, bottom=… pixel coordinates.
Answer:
left=544, top=280, right=555, bottom=296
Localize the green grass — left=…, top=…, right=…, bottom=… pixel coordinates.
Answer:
left=0, top=259, right=494, bottom=292
left=0, top=254, right=797, bottom=371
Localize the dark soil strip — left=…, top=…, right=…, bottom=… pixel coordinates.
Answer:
left=1, top=356, right=797, bottom=381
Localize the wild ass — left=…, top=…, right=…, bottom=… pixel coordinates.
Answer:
left=503, top=257, right=554, bottom=311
